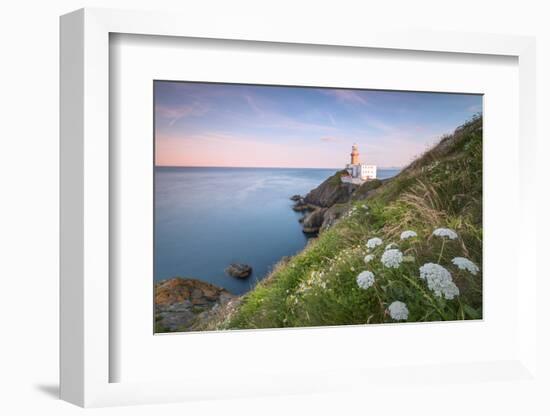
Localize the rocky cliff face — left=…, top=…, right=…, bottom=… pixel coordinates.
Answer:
left=303, top=170, right=357, bottom=207
left=294, top=171, right=386, bottom=234
left=319, top=204, right=351, bottom=232
left=155, top=278, right=237, bottom=332
left=301, top=207, right=328, bottom=233
left=296, top=170, right=386, bottom=234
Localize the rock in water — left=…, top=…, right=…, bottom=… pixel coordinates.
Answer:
left=292, top=199, right=311, bottom=212
left=290, top=194, right=302, bottom=201
left=225, top=263, right=252, bottom=279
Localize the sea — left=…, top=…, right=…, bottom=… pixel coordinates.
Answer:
left=155, top=166, right=400, bottom=295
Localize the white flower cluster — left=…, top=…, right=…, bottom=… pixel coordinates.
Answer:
left=296, top=270, right=328, bottom=294
left=385, top=243, right=398, bottom=251
left=452, top=257, right=480, bottom=275
left=346, top=206, right=358, bottom=217
left=381, top=249, right=403, bottom=268
left=356, top=271, right=375, bottom=289
left=432, top=228, right=458, bottom=240
left=366, top=237, right=383, bottom=249
left=364, top=254, right=375, bottom=264
left=419, top=263, right=459, bottom=299
left=400, top=230, right=417, bottom=240
left=388, top=301, right=409, bottom=321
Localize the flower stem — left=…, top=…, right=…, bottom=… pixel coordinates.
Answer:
left=437, top=239, right=446, bottom=264
left=372, top=282, right=386, bottom=318
left=403, top=274, right=446, bottom=319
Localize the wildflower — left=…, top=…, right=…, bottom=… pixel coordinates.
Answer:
left=385, top=243, right=398, bottom=251
left=381, top=249, right=403, bottom=268
left=356, top=271, right=375, bottom=289
left=366, top=237, right=383, bottom=249
left=388, top=301, right=409, bottom=321
left=452, top=257, right=480, bottom=275
left=400, top=230, right=417, bottom=240
left=432, top=228, right=458, bottom=240
left=419, top=263, right=460, bottom=299
left=364, top=254, right=375, bottom=264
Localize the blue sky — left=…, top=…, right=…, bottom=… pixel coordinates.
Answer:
left=155, top=81, right=482, bottom=168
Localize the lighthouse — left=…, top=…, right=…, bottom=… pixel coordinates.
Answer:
left=344, top=144, right=377, bottom=184
left=350, top=143, right=360, bottom=165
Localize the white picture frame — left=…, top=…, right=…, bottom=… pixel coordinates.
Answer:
left=60, top=7, right=538, bottom=408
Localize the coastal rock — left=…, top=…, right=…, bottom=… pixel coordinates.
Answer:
left=225, top=263, right=252, bottom=279
left=292, top=199, right=313, bottom=212
left=290, top=194, right=303, bottom=201
left=302, top=208, right=328, bottom=234
left=293, top=171, right=380, bottom=235
left=156, top=308, right=196, bottom=331
left=303, top=170, right=357, bottom=208
left=320, top=204, right=350, bottom=231
left=155, top=277, right=236, bottom=332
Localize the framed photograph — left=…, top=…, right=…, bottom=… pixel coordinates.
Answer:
left=60, top=8, right=539, bottom=408
left=152, top=80, right=483, bottom=334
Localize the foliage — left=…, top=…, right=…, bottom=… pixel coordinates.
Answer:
left=328, top=169, right=351, bottom=185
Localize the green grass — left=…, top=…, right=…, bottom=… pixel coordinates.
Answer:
left=204, top=115, right=483, bottom=330
left=352, top=178, right=383, bottom=199
left=328, top=169, right=349, bottom=185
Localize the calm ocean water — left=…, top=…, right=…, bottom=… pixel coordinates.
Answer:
left=155, top=166, right=400, bottom=294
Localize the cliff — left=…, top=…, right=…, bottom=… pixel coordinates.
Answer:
left=303, top=170, right=357, bottom=207
left=298, top=171, right=384, bottom=234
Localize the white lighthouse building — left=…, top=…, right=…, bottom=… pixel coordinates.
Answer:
left=342, top=144, right=377, bottom=184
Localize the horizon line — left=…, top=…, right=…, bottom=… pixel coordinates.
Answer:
left=154, top=164, right=404, bottom=170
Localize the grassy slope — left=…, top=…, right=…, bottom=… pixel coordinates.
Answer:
left=204, top=115, right=483, bottom=330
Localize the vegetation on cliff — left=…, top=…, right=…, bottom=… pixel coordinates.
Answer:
left=199, top=115, right=483, bottom=330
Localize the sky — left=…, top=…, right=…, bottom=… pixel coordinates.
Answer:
left=154, top=81, right=482, bottom=169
